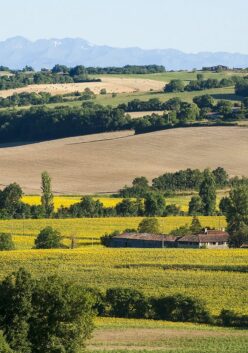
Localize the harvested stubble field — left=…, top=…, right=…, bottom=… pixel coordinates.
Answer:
left=0, top=247, right=247, bottom=316
left=0, top=126, right=247, bottom=194
left=0, top=77, right=165, bottom=98
left=87, top=317, right=248, bottom=353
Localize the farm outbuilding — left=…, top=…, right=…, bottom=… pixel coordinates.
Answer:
left=109, top=230, right=229, bottom=249
left=177, top=230, right=229, bottom=249
left=109, top=233, right=179, bottom=248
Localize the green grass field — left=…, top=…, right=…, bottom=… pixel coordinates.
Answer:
left=85, top=317, right=248, bottom=353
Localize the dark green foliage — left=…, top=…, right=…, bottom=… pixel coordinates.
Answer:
left=86, top=65, right=165, bottom=75
left=199, top=169, right=216, bottom=215
left=138, top=217, right=160, bottom=234
left=105, top=288, right=150, bottom=319
left=0, top=104, right=131, bottom=143
left=144, top=192, right=165, bottom=216
left=119, top=177, right=150, bottom=198
left=164, top=204, right=182, bottom=216
left=66, top=196, right=105, bottom=217
left=152, top=294, right=212, bottom=323
left=0, top=332, right=13, bottom=353
left=34, top=227, right=63, bottom=249
left=216, top=100, right=233, bottom=117
left=190, top=216, right=202, bottom=234
left=0, top=269, right=95, bottom=353
left=152, top=168, right=203, bottom=192
left=219, top=310, right=248, bottom=328
left=188, top=196, right=203, bottom=216
left=212, top=167, right=229, bottom=188
left=41, top=171, right=54, bottom=217
left=177, top=102, right=200, bottom=122
left=235, top=78, right=248, bottom=96
left=0, top=183, right=23, bottom=215
left=0, top=268, right=33, bottom=353
left=170, top=225, right=191, bottom=237
left=193, top=94, right=214, bottom=108
left=100, top=230, right=120, bottom=247
left=116, top=199, right=143, bottom=216
left=220, top=185, right=248, bottom=247
left=164, top=80, right=185, bottom=93
left=29, top=276, right=94, bottom=353
left=0, top=234, right=15, bottom=251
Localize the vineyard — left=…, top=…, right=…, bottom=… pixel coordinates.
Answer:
left=0, top=247, right=247, bottom=316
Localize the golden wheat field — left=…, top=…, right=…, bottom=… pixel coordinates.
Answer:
left=0, top=247, right=247, bottom=316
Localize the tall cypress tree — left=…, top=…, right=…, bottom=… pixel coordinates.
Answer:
left=41, top=171, right=54, bottom=217
left=199, top=169, right=216, bottom=215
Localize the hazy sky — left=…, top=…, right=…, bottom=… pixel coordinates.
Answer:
left=1, top=0, right=247, bottom=53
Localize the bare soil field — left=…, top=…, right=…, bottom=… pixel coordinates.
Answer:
left=0, top=77, right=165, bottom=98
left=0, top=126, right=247, bottom=194
left=88, top=324, right=248, bottom=352
left=128, top=111, right=165, bottom=119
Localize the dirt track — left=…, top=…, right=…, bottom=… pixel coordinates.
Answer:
left=0, top=126, right=247, bottom=194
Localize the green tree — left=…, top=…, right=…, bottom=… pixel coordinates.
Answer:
left=41, top=171, right=54, bottom=217
left=0, top=183, right=23, bottom=215
left=221, top=185, right=248, bottom=247
left=105, top=288, right=149, bottom=319
left=188, top=196, right=203, bottom=216
left=177, top=102, right=200, bottom=123
left=35, top=227, right=63, bottom=249
left=144, top=192, right=165, bottom=216
left=190, top=216, right=202, bottom=234
left=0, top=268, right=33, bottom=353
left=0, top=234, right=15, bottom=251
left=116, top=199, right=139, bottom=216
left=193, top=94, right=214, bottom=109
left=164, top=80, right=185, bottom=93
left=199, top=169, right=216, bottom=215
left=138, top=217, right=160, bottom=234
left=30, top=276, right=94, bottom=353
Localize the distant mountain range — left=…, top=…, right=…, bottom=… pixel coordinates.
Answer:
left=1, top=36, right=248, bottom=70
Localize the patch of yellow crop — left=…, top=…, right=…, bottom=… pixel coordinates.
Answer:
left=0, top=247, right=246, bottom=316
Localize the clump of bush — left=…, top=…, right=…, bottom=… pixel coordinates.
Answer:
left=0, top=233, right=15, bottom=251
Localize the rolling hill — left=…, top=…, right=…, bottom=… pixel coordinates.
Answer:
left=0, top=126, right=247, bottom=194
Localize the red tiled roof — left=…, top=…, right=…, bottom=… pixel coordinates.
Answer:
left=177, top=230, right=229, bottom=244
left=113, top=233, right=177, bottom=242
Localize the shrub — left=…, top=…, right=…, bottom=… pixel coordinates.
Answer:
left=219, top=309, right=248, bottom=328
left=34, top=227, right=63, bottom=249
left=138, top=217, right=160, bottom=234
left=152, top=294, right=212, bottom=323
left=105, top=288, right=150, bottom=318
left=0, top=233, right=15, bottom=251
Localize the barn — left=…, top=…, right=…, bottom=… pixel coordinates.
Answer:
left=109, top=233, right=179, bottom=248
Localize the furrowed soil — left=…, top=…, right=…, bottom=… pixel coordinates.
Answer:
left=0, top=126, right=247, bottom=194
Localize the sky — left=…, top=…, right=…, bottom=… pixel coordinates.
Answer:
left=1, top=0, right=248, bottom=53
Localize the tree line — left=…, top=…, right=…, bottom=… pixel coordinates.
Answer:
left=0, top=65, right=101, bottom=90
left=0, top=97, right=246, bottom=143
left=0, top=89, right=96, bottom=108
left=0, top=267, right=246, bottom=353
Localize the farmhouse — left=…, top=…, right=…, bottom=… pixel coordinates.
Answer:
left=177, top=230, right=229, bottom=249
left=109, top=230, right=229, bottom=249
left=109, top=233, right=179, bottom=248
